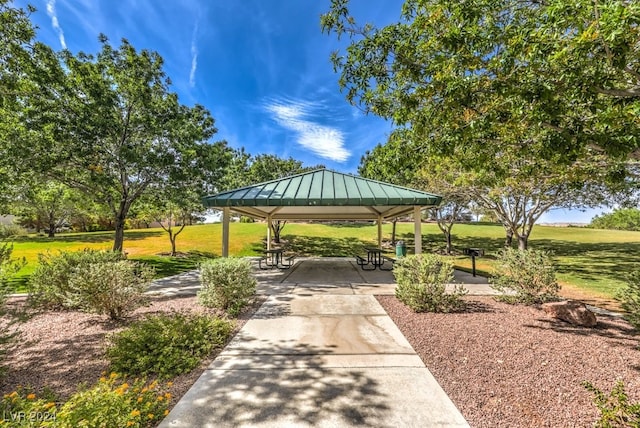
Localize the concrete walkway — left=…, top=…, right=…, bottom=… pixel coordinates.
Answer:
left=158, top=259, right=473, bottom=427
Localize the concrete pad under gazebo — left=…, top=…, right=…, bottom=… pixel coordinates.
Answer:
left=201, top=169, right=442, bottom=257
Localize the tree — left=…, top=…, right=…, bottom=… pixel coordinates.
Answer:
left=139, top=141, right=233, bottom=256
left=0, top=1, right=59, bottom=212
left=324, top=0, right=635, bottom=249
left=322, top=0, right=640, bottom=169
left=16, top=37, right=218, bottom=252
left=590, top=208, right=640, bottom=231
left=142, top=188, right=201, bottom=256
left=12, top=181, right=79, bottom=237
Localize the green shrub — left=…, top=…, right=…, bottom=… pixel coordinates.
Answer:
left=393, top=254, right=467, bottom=313
left=29, top=250, right=125, bottom=309
left=0, top=224, right=27, bottom=239
left=107, top=313, right=234, bottom=378
left=56, top=373, right=170, bottom=428
left=490, top=248, right=560, bottom=304
left=67, top=261, right=154, bottom=320
left=0, top=386, right=59, bottom=427
left=239, top=216, right=254, bottom=223
left=617, top=270, right=640, bottom=331
left=583, top=380, right=640, bottom=427
left=590, top=208, right=640, bottom=231
left=198, top=258, right=256, bottom=316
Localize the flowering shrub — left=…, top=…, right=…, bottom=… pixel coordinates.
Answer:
left=0, top=387, right=58, bottom=427
left=56, top=373, right=170, bottom=428
left=107, top=313, right=234, bottom=378
left=198, top=258, right=256, bottom=316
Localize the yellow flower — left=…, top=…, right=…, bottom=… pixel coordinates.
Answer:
left=9, top=392, right=18, bottom=398
left=126, top=422, right=134, bottom=427
left=147, top=413, right=154, bottom=420
left=164, top=393, right=172, bottom=400
left=164, top=409, right=169, bottom=416
left=110, top=372, right=118, bottom=379
left=141, top=387, right=148, bottom=393
left=44, top=402, right=55, bottom=409
left=157, top=396, right=163, bottom=401
left=166, top=382, right=173, bottom=387
left=26, top=393, right=36, bottom=400
left=137, top=397, right=143, bottom=403
left=99, top=377, right=107, bottom=383
left=130, top=409, right=141, bottom=418
left=121, top=383, right=129, bottom=390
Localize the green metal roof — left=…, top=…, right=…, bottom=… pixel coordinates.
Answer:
left=202, top=169, right=442, bottom=221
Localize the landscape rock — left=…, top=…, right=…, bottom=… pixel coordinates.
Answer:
left=541, top=300, right=597, bottom=327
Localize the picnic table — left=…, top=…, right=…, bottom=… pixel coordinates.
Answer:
left=355, top=247, right=395, bottom=271
left=259, top=248, right=296, bottom=270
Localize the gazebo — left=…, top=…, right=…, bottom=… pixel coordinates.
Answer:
left=202, top=169, right=442, bottom=257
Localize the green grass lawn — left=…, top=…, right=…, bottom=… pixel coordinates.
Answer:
left=5, top=222, right=639, bottom=301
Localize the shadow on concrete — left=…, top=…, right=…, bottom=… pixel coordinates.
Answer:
left=167, top=340, right=391, bottom=427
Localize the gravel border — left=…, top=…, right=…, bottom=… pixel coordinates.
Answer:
left=377, top=295, right=640, bottom=427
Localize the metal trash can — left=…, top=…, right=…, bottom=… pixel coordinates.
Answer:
left=395, top=240, right=407, bottom=257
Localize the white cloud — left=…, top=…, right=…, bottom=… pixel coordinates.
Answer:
left=264, top=99, right=350, bottom=162
left=189, top=21, right=199, bottom=88
left=46, top=0, right=67, bottom=49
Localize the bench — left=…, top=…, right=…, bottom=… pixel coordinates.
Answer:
left=279, top=254, right=296, bottom=269
left=380, top=255, right=396, bottom=271
left=258, top=255, right=271, bottom=270
left=355, top=255, right=376, bottom=270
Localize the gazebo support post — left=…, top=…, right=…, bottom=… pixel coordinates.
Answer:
left=414, top=206, right=422, bottom=255
left=377, top=215, right=383, bottom=249
left=222, top=207, right=230, bottom=257
left=266, top=215, right=272, bottom=251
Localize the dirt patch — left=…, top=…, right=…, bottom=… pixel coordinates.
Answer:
left=377, top=295, right=640, bottom=428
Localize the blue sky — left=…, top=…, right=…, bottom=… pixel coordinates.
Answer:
left=17, top=0, right=402, bottom=170
left=14, top=0, right=607, bottom=223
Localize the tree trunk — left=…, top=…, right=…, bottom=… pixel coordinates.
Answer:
left=391, top=219, right=397, bottom=245
left=504, top=229, right=513, bottom=248
left=47, top=225, right=55, bottom=237
left=445, top=230, right=452, bottom=255
left=518, top=234, right=529, bottom=251
left=170, top=233, right=177, bottom=256
left=271, top=220, right=286, bottom=244
left=113, top=217, right=125, bottom=252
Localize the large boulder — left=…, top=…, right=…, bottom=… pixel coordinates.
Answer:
left=541, top=300, right=597, bottom=327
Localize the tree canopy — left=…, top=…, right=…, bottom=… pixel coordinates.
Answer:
left=325, top=0, right=640, bottom=249
left=322, top=0, right=640, bottom=171
left=6, top=32, right=222, bottom=251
